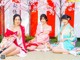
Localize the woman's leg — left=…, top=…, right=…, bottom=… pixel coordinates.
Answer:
left=1, top=43, right=17, bottom=55
left=27, top=38, right=37, bottom=51
left=77, top=48, right=80, bottom=51
left=52, top=47, right=69, bottom=54
left=37, top=44, right=44, bottom=49
left=29, top=38, right=35, bottom=43
left=7, top=47, right=20, bottom=56
left=27, top=45, right=37, bottom=51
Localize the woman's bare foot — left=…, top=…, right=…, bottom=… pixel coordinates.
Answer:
left=27, top=46, right=37, bottom=51
left=62, top=52, right=69, bottom=54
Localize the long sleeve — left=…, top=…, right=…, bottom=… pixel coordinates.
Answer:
left=35, top=24, right=43, bottom=36
left=67, top=28, right=77, bottom=42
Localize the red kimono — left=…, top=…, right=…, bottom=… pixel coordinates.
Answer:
left=4, top=25, right=27, bottom=57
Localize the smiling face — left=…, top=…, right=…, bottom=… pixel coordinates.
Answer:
left=62, top=19, right=68, bottom=25
left=14, top=16, right=21, bottom=26
left=41, top=17, right=47, bottom=25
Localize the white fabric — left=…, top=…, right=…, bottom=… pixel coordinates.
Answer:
left=69, top=50, right=77, bottom=56
left=17, top=49, right=26, bottom=57
left=16, top=37, right=26, bottom=57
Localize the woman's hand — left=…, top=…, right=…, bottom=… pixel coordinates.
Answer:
left=29, top=38, right=35, bottom=43
left=35, top=34, right=38, bottom=37
left=60, top=39, right=67, bottom=42
left=55, top=42, right=60, bottom=44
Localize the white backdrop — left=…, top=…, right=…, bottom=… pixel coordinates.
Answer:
left=74, top=2, right=80, bottom=38
left=4, top=0, right=80, bottom=37
left=4, top=0, right=29, bottom=35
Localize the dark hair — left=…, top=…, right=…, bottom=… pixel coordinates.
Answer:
left=61, top=14, right=71, bottom=20
left=13, top=14, right=22, bottom=22
left=40, top=14, right=48, bottom=21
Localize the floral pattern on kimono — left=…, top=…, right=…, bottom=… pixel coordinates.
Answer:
left=52, top=24, right=77, bottom=51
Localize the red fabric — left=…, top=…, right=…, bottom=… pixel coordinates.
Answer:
left=30, top=2, right=38, bottom=11
left=14, top=25, right=27, bottom=53
left=47, top=0, right=55, bottom=37
left=20, top=25, right=27, bottom=52
left=30, top=11, right=38, bottom=36
left=26, top=43, right=38, bottom=48
left=30, top=2, right=38, bottom=36
left=0, top=16, right=1, bottom=35
left=4, top=25, right=27, bottom=53
left=4, top=29, right=17, bottom=37
left=65, top=3, right=75, bottom=27
left=12, top=0, right=20, bottom=3
left=0, top=6, right=4, bottom=35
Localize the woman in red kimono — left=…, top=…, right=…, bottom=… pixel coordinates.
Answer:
left=0, top=14, right=26, bottom=57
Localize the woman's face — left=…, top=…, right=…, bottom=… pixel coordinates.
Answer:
left=62, top=19, right=68, bottom=25
left=41, top=17, right=47, bottom=24
left=14, top=16, right=21, bottom=26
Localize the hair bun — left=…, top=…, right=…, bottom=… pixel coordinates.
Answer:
left=61, top=14, right=71, bottom=20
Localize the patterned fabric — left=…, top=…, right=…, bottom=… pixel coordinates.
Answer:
left=27, top=23, right=52, bottom=49
left=1, top=25, right=27, bottom=57
left=34, top=23, right=52, bottom=44
left=13, top=25, right=27, bottom=53
left=52, top=23, right=77, bottom=51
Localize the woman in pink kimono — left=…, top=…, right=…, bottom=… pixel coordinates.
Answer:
left=0, top=14, right=27, bottom=57
left=27, top=14, right=52, bottom=51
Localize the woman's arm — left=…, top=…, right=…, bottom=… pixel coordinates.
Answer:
left=60, top=28, right=77, bottom=42
left=35, top=24, right=41, bottom=37
left=43, top=26, right=52, bottom=34
left=66, top=29, right=77, bottom=42
left=43, top=30, right=50, bottom=34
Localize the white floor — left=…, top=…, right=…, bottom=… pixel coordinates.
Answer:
left=4, top=51, right=80, bottom=60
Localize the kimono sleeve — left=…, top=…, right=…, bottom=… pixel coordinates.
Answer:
left=4, top=29, right=14, bottom=37
left=35, top=24, right=42, bottom=35
left=46, top=26, right=52, bottom=34
left=67, top=28, right=77, bottom=42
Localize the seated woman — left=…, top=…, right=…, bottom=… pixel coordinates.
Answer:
left=0, top=14, right=27, bottom=57
left=50, top=14, right=77, bottom=56
left=27, top=14, right=52, bottom=51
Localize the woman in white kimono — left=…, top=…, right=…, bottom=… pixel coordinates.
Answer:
left=50, top=14, right=77, bottom=56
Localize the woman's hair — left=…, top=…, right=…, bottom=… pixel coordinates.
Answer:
left=13, top=14, right=22, bottom=22
left=61, top=14, right=71, bottom=20
left=40, top=14, right=48, bottom=21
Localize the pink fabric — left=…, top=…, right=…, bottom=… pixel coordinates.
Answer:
left=35, top=24, right=52, bottom=44
left=27, top=24, right=52, bottom=47
left=4, top=25, right=27, bottom=53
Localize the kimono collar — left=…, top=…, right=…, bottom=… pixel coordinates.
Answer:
left=60, top=23, right=70, bottom=31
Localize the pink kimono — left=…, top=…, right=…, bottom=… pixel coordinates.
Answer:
left=27, top=23, right=52, bottom=50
